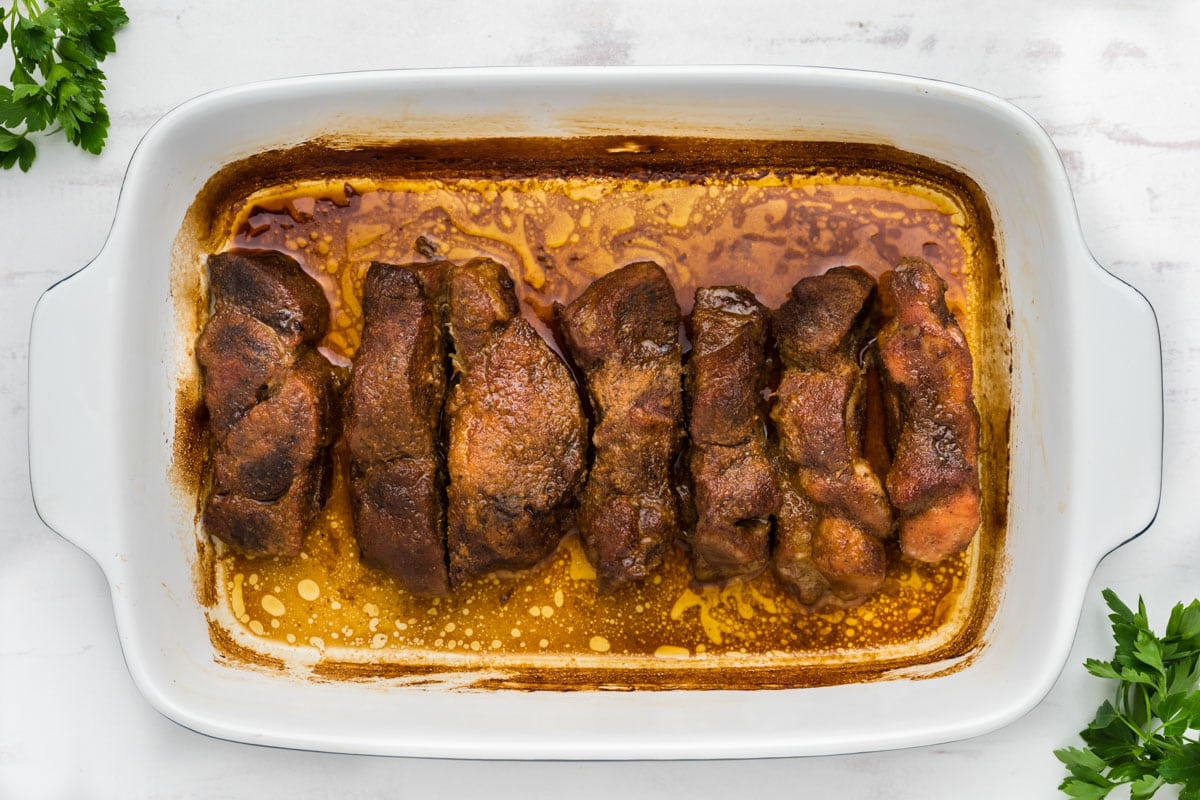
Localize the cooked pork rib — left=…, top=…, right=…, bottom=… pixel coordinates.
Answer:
left=877, top=257, right=981, bottom=562
left=686, top=286, right=780, bottom=583
left=197, top=250, right=338, bottom=556
left=442, top=258, right=588, bottom=584
left=771, top=266, right=893, bottom=601
left=559, top=262, right=684, bottom=593
left=344, top=263, right=450, bottom=595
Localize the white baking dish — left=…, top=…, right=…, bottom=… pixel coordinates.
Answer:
left=27, top=66, right=1161, bottom=758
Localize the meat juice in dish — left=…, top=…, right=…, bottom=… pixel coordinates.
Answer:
left=178, top=139, right=1009, bottom=687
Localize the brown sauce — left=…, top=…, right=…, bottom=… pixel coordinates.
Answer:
left=176, top=138, right=1009, bottom=688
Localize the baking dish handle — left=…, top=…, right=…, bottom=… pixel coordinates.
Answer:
left=28, top=254, right=122, bottom=566
left=1075, top=259, right=1163, bottom=558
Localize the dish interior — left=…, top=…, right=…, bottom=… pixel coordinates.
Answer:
left=173, top=137, right=1010, bottom=689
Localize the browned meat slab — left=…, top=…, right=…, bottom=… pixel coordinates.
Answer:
left=197, top=250, right=338, bottom=556
left=443, top=259, right=588, bottom=584
left=344, top=263, right=450, bottom=595
left=686, top=286, right=780, bottom=583
left=559, top=262, right=684, bottom=593
left=770, top=266, right=893, bottom=602
left=877, top=257, right=981, bottom=562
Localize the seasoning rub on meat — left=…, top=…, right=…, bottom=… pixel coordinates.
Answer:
left=442, top=258, right=588, bottom=585
left=686, top=286, right=780, bottom=584
left=559, top=262, right=685, bottom=593
left=197, top=250, right=339, bottom=557
left=771, top=266, right=893, bottom=602
left=344, top=262, right=450, bottom=595
left=877, top=257, right=981, bottom=563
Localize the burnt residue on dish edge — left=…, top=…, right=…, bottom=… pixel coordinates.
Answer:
left=170, top=137, right=1009, bottom=690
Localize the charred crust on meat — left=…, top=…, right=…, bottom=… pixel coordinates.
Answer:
left=207, top=249, right=330, bottom=345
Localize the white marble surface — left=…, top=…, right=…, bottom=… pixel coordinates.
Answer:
left=2, top=2, right=1198, bottom=797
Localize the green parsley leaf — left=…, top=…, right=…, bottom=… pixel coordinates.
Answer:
left=1130, top=774, right=1165, bottom=800
left=0, top=128, right=36, bottom=172
left=1060, top=777, right=1112, bottom=800
left=12, top=17, right=54, bottom=65
left=0, top=0, right=128, bottom=171
left=1160, top=745, right=1200, bottom=785
left=1057, top=746, right=1114, bottom=786
left=16, top=135, right=35, bottom=171
left=0, top=126, right=21, bottom=150
left=1057, top=591, right=1200, bottom=798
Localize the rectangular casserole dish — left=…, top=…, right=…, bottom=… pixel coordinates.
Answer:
left=27, top=66, right=1162, bottom=758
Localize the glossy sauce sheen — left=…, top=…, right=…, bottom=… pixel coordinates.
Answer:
left=190, top=142, right=1005, bottom=687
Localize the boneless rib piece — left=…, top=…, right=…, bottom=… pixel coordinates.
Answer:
left=559, top=262, right=684, bottom=593
left=686, top=286, right=780, bottom=583
left=197, top=250, right=339, bottom=556
left=771, top=266, right=893, bottom=602
left=344, top=263, right=450, bottom=595
left=877, top=257, right=981, bottom=562
left=442, top=259, right=588, bottom=585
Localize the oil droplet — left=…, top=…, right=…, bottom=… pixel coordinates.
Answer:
left=231, top=573, right=245, bottom=618
left=249, top=620, right=265, bottom=635
left=543, top=210, right=575, bottom=248
left=553, top=589, right=564, bottom=608
left=589, top=636, right=610, bottom=653
left=261, top=594, right=286, bottom=617
left=363, top=603, right=380, bottom=617
left=370, top=633, right=389, bottom=649
left=309, top=636, right=325, bottom=650
left=540, top=606, right=554, bottom=618
left=297, top=579, right=319, bottom=601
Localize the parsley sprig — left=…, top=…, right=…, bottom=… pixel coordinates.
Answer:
left=1056, top=589, right=1200, bottom=799
left=0, top=0, right=128, bottom=171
